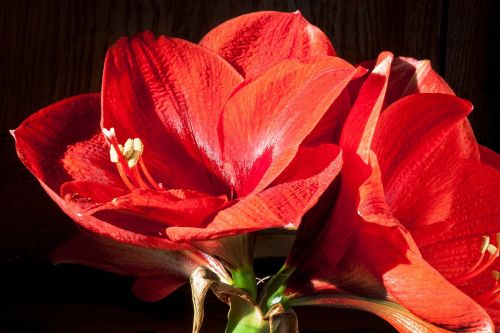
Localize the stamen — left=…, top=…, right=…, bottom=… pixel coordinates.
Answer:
left=139, top=159, right=162, bottom=190
left=132, top=166, right=150, bottom=189
left=116, top=163, right=136, bottom=191
left=102, top=128, right=162, bottom=192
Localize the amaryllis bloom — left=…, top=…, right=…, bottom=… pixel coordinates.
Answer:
left=262, top=52, right=500, bottom=332
left=12, top=11, right=355, bottom=304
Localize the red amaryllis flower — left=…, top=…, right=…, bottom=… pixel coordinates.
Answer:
left=12, top=12, right=354, bottom=287
left=267, top=52, right=499, bottom=332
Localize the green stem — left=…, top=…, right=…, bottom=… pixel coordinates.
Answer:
left=231, top=265, right=258, bottom=301
left=225, top=296, right=268, bottom=333
left=258, top=264, right=295, bottom=313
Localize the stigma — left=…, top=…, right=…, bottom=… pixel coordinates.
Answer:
left=449, top=233, right=500, bottom=307
left=102, top=128, right=161, bottom=192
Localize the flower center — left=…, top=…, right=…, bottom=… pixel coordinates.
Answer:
left=102, top=128, right=161, bottom=191
left=449, top=234, right=500, bottom=307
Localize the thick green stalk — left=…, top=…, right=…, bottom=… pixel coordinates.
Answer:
left=225, top=265, right=267, bottom=332
left=231, top=265, right=258, bottom=301
left=225, top=297, right=268, bottom=333
left=258, top=264, right=295, bottom=314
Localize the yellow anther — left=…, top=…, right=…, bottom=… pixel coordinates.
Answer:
left=481, top=236, right=491, bottom=254
left=133, top=138, right=144, bottom=152
left=492, top=271, right=500, bottom=281
left=110, top=144, right=124, bottom=163
left=123, top=138, right=134, bottom=159
left=108, top=137, right=144, bottom=167
left=487, top=244, right=498, bottom=256
left=127, top=152, right=141, bottom=168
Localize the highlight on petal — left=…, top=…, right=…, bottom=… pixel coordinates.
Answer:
left=220, top=56, right=355, bottom=196
left=419, top=160, right=500, bottom=280
left=102, top=31, right=243, bottom=194
left=386, top=56, right=454, bottom=104
left=371, top=94, right=474, bottom=237
left=340, top=51, right=393, bottom=162
left=357, top=56, right=454, bottom=105
left=200, top=11, right=335, bottom=78
left=166, top=144, right=343, bottom=241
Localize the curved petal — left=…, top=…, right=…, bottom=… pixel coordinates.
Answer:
left=166, top=144, right=343, bottom=241
left=357, top=224, right=493, bottom=332
left=340, top=52, right=393, bottom=162
left=302, top=89, right=352, bottom=146
left=386, top=57, right=454, bottom=104
left=291, top=151, right=492, bottom=331
left=291, top=294, right=455, bottom=333
left=39, top=179, right=193, bottom=250
left=82, top=188, right=228, bottom=229
left=220, top=57, right=355, bottom=196
left=356, top=56, right=454, bottom=103
left=419, top=160, right=500, bottom=283
left=12, top=93, right=124, bottom=193
left=102, top=31, right=243, bottom=194
left=200, top=11, right=335, bottom=78
left=371, top=94, right=474, bottom=236
left=51, top=234, right=197, bottom=276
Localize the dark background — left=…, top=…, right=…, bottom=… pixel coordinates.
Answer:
left=0, top=1, right=498, bottom=332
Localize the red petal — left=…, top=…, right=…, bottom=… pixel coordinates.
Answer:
left=374, top=234, right=493, bottom=331
left=51, top=234, right=193, bottom=301
left=200, top=11, right=335, bottom=78
left=132, top=277, right=186, bottom=302
left=385, top=57, right=454, bottom=104
left=371, top=94, right=474, bottom=237
left=84, top=188, right=228, bottom=229
left=485, top=306, right=500, bottom=331
left=37, top=179, right=192, bottom=250
left=292, top=152, right=492, bottom=331
left=102, top=32, right=243, bottom=194
left=292, top=294, right=455, bottom=333
left=165, top=144, right=343, bottom=241
left=51, top=234, right=197, bottom=278
left=419, top=160, right=500, bottom=282
left=12, top=94, right=123, bottom=193
left=221, top=57, right=355, bottom=196
left=340, top=52, right=393, bottom=162
left=356, top=56, right=454, bottom=105
left=60, top=181, right=128, bottom=205
left=302, top=89, right=352, bottom=145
